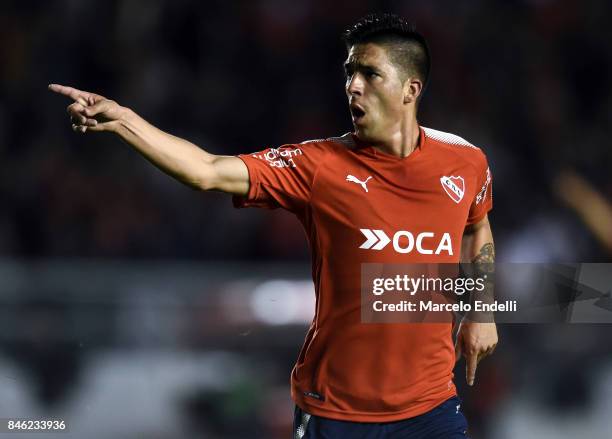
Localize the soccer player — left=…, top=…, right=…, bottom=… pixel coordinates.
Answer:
left=50, top=13, right=497, bottom=438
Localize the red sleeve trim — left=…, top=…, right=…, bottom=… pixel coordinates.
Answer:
left=466, top=207, right=491, bottom=226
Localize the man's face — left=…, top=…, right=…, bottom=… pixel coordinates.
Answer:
left=344, top=42, right=407, bottom=143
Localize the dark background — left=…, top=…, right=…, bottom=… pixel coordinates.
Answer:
left=1, top=0, right=611, bottom=438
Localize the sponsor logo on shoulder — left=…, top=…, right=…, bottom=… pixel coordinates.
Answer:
left=476, top=167, right=491, bottom=205
left=346, top=174, right=373, bottom=192
left=253, top=147, right=302, bottom=168
left=440, top=175, right=465, bottom=203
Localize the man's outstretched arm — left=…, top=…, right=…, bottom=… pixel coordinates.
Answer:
left=48, top=84, right=249, bottom=195
left=455, top=214, right=498, bottom=386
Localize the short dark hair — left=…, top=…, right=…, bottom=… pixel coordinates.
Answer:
left=343, top=13, right=430, bottom=91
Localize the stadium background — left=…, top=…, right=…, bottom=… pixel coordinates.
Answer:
left=1, top=0, right=611, bottom=437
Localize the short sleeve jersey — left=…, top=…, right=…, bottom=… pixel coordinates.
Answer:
left=234, top=126, right=493, bottom=422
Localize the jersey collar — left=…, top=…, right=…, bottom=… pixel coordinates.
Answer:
left=350, top=125, right=426, bottom=160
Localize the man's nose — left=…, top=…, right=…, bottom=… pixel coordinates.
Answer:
left=346, top=74, right=363, bottom=97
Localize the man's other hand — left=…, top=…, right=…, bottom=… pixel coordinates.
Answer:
left=455, top=320, right=498, bottom=386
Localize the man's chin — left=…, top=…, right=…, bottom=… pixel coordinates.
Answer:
left=353, top=126, right=375, bottom=143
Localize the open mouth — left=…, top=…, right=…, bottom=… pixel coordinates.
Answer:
left=350, top=105, right=366, bottom=121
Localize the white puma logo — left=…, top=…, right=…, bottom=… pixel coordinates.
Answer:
left=346, top=175, right=373, bottom=192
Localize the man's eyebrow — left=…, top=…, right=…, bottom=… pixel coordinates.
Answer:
left=343, top=61, right=378, bottom=71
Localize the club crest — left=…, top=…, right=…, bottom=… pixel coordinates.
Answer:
left=440, top=176, right=465, bottom=203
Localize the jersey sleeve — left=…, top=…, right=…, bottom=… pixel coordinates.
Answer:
left=232, top=142, right=327, bottom=213
left=466, top=152, right=493, bottom=225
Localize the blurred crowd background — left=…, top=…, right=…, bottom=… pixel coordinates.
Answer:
left=1, top=0, right=611, bottom=438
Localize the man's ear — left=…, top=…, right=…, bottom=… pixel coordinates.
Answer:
left=403, top=78, right=423, bottom=104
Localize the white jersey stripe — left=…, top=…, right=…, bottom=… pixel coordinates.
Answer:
left=422, top=126, right=478, bottom=149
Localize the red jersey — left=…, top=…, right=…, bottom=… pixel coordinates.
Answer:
left=233, top=126, right=493, bottom=422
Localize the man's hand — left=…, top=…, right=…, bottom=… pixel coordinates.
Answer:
left=48, top=84, right=125, bottom=133
left=455, top=320, right=498, bottom=386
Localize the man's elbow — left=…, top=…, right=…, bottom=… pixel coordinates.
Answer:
left=191, top=158, right=219, bottom=192
left=191, top=174, right=216, bottom=192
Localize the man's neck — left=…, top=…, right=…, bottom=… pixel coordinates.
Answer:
left=371, top=118, right=420, bottom=158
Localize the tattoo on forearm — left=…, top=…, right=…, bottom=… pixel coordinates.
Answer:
left=467, top=242, right=496, bottom=322
left=472, top=243, right=495, bottom=265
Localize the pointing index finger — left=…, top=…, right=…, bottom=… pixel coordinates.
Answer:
left=48, top=84, right=89, bottom=105
left=466, top=353, right=478, bottom=386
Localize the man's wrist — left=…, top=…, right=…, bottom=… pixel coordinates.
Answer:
left=115, top=106, right=136, bottom=135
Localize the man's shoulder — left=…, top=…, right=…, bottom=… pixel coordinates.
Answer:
left=296, top=132, right=355, bottom=151
left=267, top=133, right=355, bottom=163
left=258, top=133, right=352, bottom=169
left=422, top=126, right=487, bottom=160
